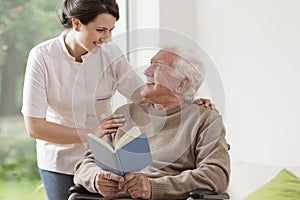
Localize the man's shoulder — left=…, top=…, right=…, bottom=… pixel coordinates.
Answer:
left=184, top=103, right=221, bottom=120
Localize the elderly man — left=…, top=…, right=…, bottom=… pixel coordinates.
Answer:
left=73, top=47, right=230, bottom=200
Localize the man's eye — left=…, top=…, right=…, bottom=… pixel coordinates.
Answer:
left=156, top=64, right=163, bottom=71
left=97, top=29, right=104, bottom=32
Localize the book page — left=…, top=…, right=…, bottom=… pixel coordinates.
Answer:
left=87, top=134, right=124, bottom=175
left=115, top=127, right=141, bottom=150
left=87, top=134, right=114, bottom=152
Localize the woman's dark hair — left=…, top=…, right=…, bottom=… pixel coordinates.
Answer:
left=61, top=0, right=119, bottom=28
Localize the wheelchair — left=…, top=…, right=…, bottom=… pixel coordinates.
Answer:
left=68, top=143, right=231, bottom=200
left=68, top=184, right=230, bottom=200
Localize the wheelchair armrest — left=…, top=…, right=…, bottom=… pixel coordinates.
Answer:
left=68, top=185, right=91, bottom=194
left=68, top=185, right=230, bottom=200
left=68, top=185, right=103, bottom=200
left=188, top=189, right=230, bottom=200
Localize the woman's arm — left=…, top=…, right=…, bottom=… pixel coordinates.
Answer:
left=24, top=116, right=88, bottom=144
left=24, top=114, right=125, bottom=144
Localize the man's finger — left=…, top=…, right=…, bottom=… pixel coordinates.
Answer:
left=101, top=171, right=124, bottom=182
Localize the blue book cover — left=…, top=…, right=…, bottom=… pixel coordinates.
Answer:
left=87, top=127, right=152, bottom=176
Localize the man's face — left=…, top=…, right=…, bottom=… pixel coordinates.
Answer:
left=140, top=50, right=185, bottom=103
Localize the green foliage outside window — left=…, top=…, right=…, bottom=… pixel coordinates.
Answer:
left=0, top=0, right=63, bottom=199
left=0, top=0, right=63, bottom=115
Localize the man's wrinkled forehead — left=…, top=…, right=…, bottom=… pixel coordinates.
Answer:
left=151, top=50, right=178, bottom=66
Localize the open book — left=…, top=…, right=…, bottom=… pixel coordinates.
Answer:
left=86, top=127, right=152, bottom=176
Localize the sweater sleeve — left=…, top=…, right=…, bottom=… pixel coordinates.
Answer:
left=73, top=150, right=100, bottom=193
left=149, top=114, right=230, bottom=200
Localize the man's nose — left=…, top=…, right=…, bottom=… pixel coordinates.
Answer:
left=143, top=65, right=155, bottom=76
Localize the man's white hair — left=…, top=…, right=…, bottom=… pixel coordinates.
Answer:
left=163, top=46, right=205, bottom=102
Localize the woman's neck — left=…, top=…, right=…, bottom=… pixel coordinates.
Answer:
left=64, top=30, right=88, bottom=62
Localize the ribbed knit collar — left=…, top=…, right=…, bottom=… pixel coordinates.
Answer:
left=148, top=102, right=191, bottom=116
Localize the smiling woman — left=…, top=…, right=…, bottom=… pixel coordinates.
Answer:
left=0, top=0, right=131, bottom=199
left=21, top=0, right=146, bottom=199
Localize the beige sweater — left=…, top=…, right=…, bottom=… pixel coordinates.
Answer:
left=74, top=102, right=230, bottom=200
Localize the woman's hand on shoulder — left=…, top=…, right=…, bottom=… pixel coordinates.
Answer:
left=194, top=98, right=219, bottom=112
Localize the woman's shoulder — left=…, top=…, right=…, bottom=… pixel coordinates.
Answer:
left=30, top=34, right=62, bottom=55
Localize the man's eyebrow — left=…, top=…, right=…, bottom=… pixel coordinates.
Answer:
left=154, top=60, right=165, bottom=64
left=150, top=59, right=165, bottom=65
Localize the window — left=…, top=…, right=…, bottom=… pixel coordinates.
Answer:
left=0, top=1, right=65, bottom=199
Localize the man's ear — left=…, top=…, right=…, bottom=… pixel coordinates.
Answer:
left=176, top=77, right=190, bottom=94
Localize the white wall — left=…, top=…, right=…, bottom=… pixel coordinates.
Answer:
left=159, top=0, right=197, bottom=39
left=129, top=0, right=300, bottom=166
left=195, top=0, right=300, bottom=166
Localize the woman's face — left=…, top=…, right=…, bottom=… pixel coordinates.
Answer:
left=75, top=13, right=116, bottom=53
